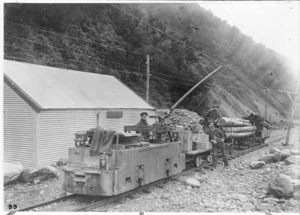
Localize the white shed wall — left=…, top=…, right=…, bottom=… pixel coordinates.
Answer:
left=37, top=109, right=155, bottom=167
left=3, top=82, right=37, bottom=167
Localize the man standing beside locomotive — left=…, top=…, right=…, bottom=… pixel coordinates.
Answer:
left=207, top=122, right=229, bottom=169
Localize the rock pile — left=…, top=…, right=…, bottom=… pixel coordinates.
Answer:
left=250, top=147, right=300, bottom=199
left=4, top=162, right=24, bottom=185
left=164, top=109, right=203, bottom=129
left=4, top=159, right=66, bottom=186
left=21, top=166, right=60, bottom=184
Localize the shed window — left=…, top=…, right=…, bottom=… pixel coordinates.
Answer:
left=106, top=111, right=123, bottom=118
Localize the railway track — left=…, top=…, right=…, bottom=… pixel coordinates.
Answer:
left=72, top=131, right=287, bottom=212
left=18, top=131, right=287, bottom=212
left=19, top=194, right=78, bottom=211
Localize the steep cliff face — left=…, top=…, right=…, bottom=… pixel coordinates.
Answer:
left=4, top=3, right=293, bottom=122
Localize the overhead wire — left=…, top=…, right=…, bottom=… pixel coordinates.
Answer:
left=6, top=31, right=202, bottom=86
left=5, top=15, right=222, bottom=90
left=5, top=20, right=147, bottom=56
left=151, top=76, right=192, bottom=89
left=151, top=75, right=194, bottom=87
left=5, top=13, right=234, bottom=100
left=109, top=3, right=221, bottom=65
left=4, top=33, right=145, bottom=72
left=192, top=80, right=215, bottom=112
left=4, top=48, right=145, bottom=78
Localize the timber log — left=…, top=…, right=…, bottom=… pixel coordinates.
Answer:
left=217, top=117, right=252, bottom=127
left=222, top=126, right=256, bottom=133
left=224, top=131, right=255, bottom=139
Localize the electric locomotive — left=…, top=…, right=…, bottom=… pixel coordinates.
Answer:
left=61, top=121, right=213, bottom=196
left=62, top=126, right=186, bottom=196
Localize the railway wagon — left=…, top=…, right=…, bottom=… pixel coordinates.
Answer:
left=217, top=114, right=271, bottom=152
left=62, top=131, right=186, bottom=196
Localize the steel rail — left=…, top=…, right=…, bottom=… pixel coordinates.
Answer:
left=18, top=193, right=78, bottom=211
left=72, top=132, right=287, bottom=212
left=18, top=131, right=287, bottom=212
left=71, top=166, right=201, bottom=212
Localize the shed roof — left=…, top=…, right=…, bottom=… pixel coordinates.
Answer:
left=4, top=60, right=155, bottom=110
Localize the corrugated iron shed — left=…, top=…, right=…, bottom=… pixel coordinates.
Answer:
left=4, top=60, right=154, bottom=110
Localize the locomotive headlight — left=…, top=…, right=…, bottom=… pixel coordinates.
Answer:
left=99, top=154, right=108, bottom=170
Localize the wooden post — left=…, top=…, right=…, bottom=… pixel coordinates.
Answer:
left=146, top=55, right=150, bottom=102
left=270, top=88, right=299, bottom=146
left=96, top=108, right=101, bottom=127
left=264, top=88, right=268, bottom=120
left=285, top=91, right=297, bottom=145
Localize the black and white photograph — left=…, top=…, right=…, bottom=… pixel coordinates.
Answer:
left=2, top=0, right=300, bottom=213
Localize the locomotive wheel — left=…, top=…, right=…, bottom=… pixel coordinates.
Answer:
left=194, top=154, right=203, bottom=167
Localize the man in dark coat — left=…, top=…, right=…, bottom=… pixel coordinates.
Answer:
left=206, top=122, right=229, bottom=169
left=136, top=112, right=150, bottom=140
left=203, top=102, right=221, bottom=126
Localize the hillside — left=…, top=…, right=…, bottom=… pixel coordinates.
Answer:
left=4, top=3, right=294, bottom=122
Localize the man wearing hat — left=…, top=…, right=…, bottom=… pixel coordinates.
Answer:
left=136, top=112, right=150, bottom=140
left=203, top=101, right=221, bottom=132
left=206, top=121, right=229, bottom=169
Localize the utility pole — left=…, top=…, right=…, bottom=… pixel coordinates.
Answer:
left=264, top=88, right=268, bottom=120
left=285, top=92, right=295, bottom=145
left=275, top=89, right=299, bottom=145
left=146, top=55, right=150, bottom=102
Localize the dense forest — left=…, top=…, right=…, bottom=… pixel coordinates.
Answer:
left=4, top=3, right=295, bottom=121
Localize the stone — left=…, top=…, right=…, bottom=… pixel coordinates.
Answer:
left=26, top=166, right=59, bottom=183
left=279, top=161, right=286, bottom=166
left=273, top=153, right=282, bottom=163
left=291, top=149, right=300, bottom=155
left=267, top=174, right=294, bottom=198
left=292, top=179, right=300, bottom=191
left=242, top=202, right=255, bottom=211
left=250, top=161, right=266, bottom=169
left=34, top=179, right=41, bottom=184
left=262, top=197, right=277, bottom=203
left=265, top=167, right=271, bottom=173
left=56, top=158, right=69, bottom=166
left=269, top=147, right=281, bottom=154
left=4, top=162, right=24, bottom=185
left=254, top=203, right=270, bottom=211
left=259, top=154, right=275, bottom=164
left=280, top=149, right=291, bottom=161
left=185, top=178, right=201, bottom=187
left=231, top=194, right=248, bottom=202
left=283, top=166, right=300, bottom=179
left=21, top=166, right=59, bottom=183
left=284, top=156, right=300, bottom=165
left=293, top=192, right=300, bottom=200
left=39, top=190, right=45, bottom=195
left=193, top=173, right=207, bottom=183
left=21, top=167, right=39, bottom=183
